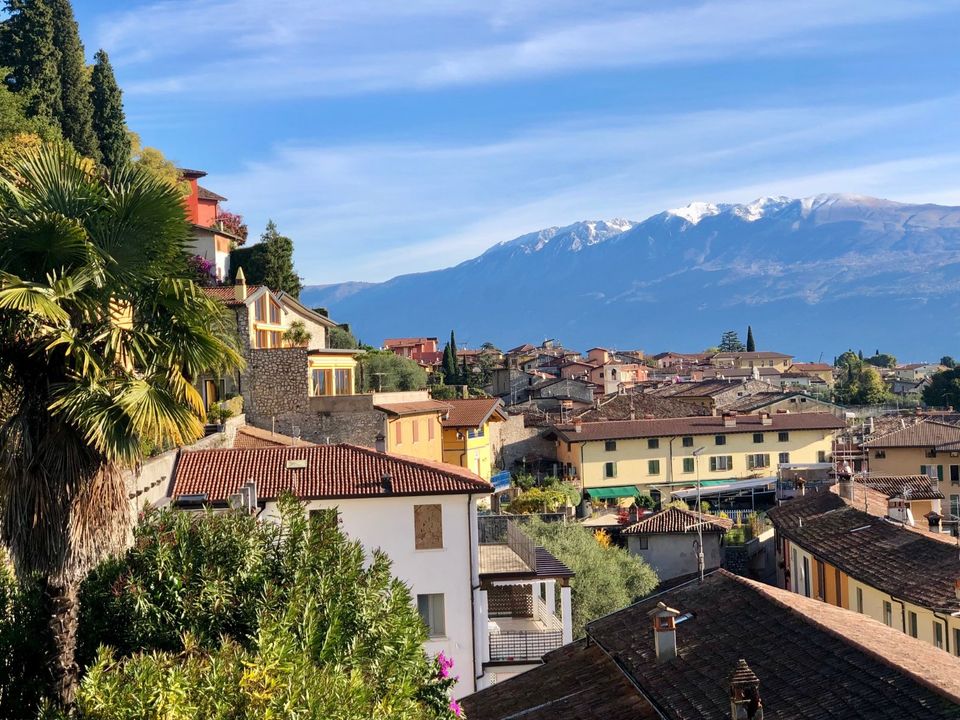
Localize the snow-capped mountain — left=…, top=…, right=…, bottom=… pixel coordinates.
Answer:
left=302, top=195, right=960, bottom=356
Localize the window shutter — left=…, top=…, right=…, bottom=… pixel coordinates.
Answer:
left=710, top=457, right=717, bottom=472
left=414, top=504, right=443, bottom=549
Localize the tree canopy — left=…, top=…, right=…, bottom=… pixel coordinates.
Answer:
left=718, top=330, right=744, bottom=352
left=522, top=518, right=658, bottom=637
left=923, top=367, right=960, bottom=409
left=864, top=352, right=896, bottom=369
left=356, top=350, right=426, bottom=392
left=229, top=220, right=303, bottom=297
left=89, top=49, right=129, bottom=170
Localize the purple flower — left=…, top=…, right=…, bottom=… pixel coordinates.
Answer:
left=436, top=651, right=455, bottom=678
left=449, top=699, right=462, bottom=717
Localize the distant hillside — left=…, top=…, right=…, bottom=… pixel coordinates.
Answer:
left=301, top=195, right=960, bottom=358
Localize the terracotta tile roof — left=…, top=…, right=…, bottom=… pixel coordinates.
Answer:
left=178, top=167, right=207, bottom=179
left=462, top=642, right=657, bottom=720
left=768, top=489, right=960, bottom=612
left=862, top=419, right=960, bottom=448
left=233, top=425, right=315, bottom=449
left=172, top=444, right=492, bottom=502
left=505, top=343, right=535, bottom=354
left=854, top=474, right=944, bottom=500
left=478, top=545, right=575, bottom=579
left=552, top=412, right=844, bottom=443
left=202, top=285, right=263, bottom=307
left=373, top=400, right=452, bottom=416
left=791, top=363, right=834, bottom=371
left=440, top=398, right=505, bottom=428
left=575, top=393, right=711, bottom=421
left=384, top=337, right=436, bottom=346
left=712, top=351, right=793, bottom=360
left=622, top=507, right=733, bottom=535
left=465, top=570, right=960, bottom=719
left=196, top=184, right=227, bottom=202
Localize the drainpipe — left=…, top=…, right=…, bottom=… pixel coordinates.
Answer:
left=467, top=494, right=481, bottom=685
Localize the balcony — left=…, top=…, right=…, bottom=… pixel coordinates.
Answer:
left=488, top=596, right=564, bottom=662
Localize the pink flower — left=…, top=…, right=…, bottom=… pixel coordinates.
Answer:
left=436, top=651, right=455, bottom=679
left=449, top=699, right=462, bottom=717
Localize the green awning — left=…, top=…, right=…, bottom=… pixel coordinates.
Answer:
left=585, top=485, right=642, bottom=500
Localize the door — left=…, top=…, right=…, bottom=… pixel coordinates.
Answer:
left=204, top=379, right=219, bottom=410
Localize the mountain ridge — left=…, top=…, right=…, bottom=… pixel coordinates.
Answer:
left=302, top=194, right=960, bottom=357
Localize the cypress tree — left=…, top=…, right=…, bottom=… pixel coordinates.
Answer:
left=260, top=220, right=303, bottom=297
left=48, top=0, right=98, bottom=159
left=90, top=49, right=130, bottom=169
left=746, top=325, right=755, bottom=352
left=461, top=355, right=469, bottom=384
left=443, top=331, right=458, bottom=384
left=0, top=0, right=62, bottom=122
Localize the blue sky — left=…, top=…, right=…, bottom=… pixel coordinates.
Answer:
left=72, top=0, right=960, bottom=284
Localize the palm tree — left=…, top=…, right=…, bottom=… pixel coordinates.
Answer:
left=0, top=145, right=242, bottom=706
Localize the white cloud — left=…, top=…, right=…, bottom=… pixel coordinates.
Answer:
left=210, top=95, right=960, bottom=283
left=97, top=0, right=958, bottom=99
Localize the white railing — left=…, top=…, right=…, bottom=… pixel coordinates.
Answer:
left=533, top=595, right=563, bottom=631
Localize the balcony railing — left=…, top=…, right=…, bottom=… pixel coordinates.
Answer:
left=489, top=629, right=563, bottom=662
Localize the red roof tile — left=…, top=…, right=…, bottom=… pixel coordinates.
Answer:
left=233, top=426, right=314, bottom=449
left=374, top=400, right=452, bottom=416
left=202, top=285, right=263, bottom=307
left=173, top=443, right=492, bottom=502
left=196, top=184, right=227, bottom=202
left=862, top=419, right=960, bottom=448
left=440, top=398, right=505, bottom=428
left=622, top=507, right=733, bottom=535
left=552, top=412, right=844, bottom=442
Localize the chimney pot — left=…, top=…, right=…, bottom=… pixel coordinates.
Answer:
left=375, top=433, right=386, bottom=453
left=729, top=659, right=762, bottom=720
left=381, top=473, right=393, bottom=494
left=234, top=266, right=247, bottom=301
left=647, top=602, right=681, bottom=663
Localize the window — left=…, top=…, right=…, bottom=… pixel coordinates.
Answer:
left=648, top=460, right=661, bottom=475
left=802, top=557, right=811, bottom=597
left=635, top=536, right=648, bottom=550
left=834, top=570, right=842, bottom=607
left=682, top=458, right=695, bottom=473
left=256, top=330, right=269, bottom=348
left=926, top=449, right=938, bottom=458
left=791, top=549, right=799, bottom=593
left=875, top=450, right=886, bottom=459
left=935, top=622, right=944, bottom=650
left=412, top=420, right=420, bottom=443
left=747, top=454, right=770, bottom=470
left=334, top=369, right=351, bottom=395
left=952, top=495, right=960, bottom=518
left=604, top=462, right=617, bottom=478
left=816, top=560, right=826, bottom=600
left=778, top=431, right=790, bottom=442
left=395, top=422, right=402, bottom=445
left=753, top=433, right=764, bottom=444
left=955, top=629, right=960, bottom=657
left=856, top=587, right=863, bottom=613
left=309, top=508, right=339, bottom=529
left=682, top=436, right=694, bottom=447
left=908, top=611, right=918, bottom=638
left=710, top=456, right=733, bottom=472
left=311, top=369, right=327, bottom=396
left=647, top=438, right=659, bottom=449
left=417, top=594, right=446, bottom=637
left=428, top=421, right=435, bottom=441
left=269, top=300, right=280, bottom=324
left=270, top=330, right=283, bottom=347
left=715, top=435, right=726, bottom=446
left=778, top=452, right=790, bottom=465
left=817, top=450, right=827, bottom=463
left=254, top=297, right=264, bottom=321
left=952, top=465, right=960, bottom=486
left=414, top=504, right=443, bottom=549
left=883, top=601, right=893, bottom=627
left=604, top=440, right=617, bottom=452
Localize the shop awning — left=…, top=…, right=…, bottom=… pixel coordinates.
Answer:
left=585, top=485, right=642, bottom=500
left=671, top=477, right=776, bottom=500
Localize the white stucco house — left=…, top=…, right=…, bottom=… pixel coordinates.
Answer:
left=171, top=442, right=494, bottom=698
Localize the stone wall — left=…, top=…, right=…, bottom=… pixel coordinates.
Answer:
left=493, top=414, right=557, bottom=470
left=305, top=408, right=385, bottom=446
left=243, top=347, right=310, bottom=432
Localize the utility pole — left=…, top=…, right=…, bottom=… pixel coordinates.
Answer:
left=683, top=447, right=708, bottom=582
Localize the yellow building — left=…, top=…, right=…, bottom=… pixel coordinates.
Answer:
left=709, top=351, right=794, bottom=371
left=308, top=349, right=358, bottom=397
left=375, top=398, right=451, bottom=463
left=441, top=398, right=506, bottom=480
left=769, top=486, right=960, bottom=657
left=551, top=412, right=843, bottom=497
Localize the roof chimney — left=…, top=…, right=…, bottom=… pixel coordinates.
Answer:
left=723, top=411, right=737, bottom=428
left=573, top=418, right=582, bottom=433
left=381, top=472, right=393, bottom=494
left=375, top=433, right=386, bottom=453
left=759, top=411, right=772, bottom=426
left=729, top=659, right=762, bottom=720
left=648, top=602, right=681, bottom=663
left=234, top=266, right=247, bottom=301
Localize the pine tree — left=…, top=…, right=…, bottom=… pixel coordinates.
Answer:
left=719, top=330, right=744, bottom=353
left=0, top=0, right=62, bottom=122
left=48, top=0, right=98, bottom=159
left=90, top=49, right=129, bottom=169
left=746, top=325, right=755, bottom=352
left=260, top=220, right=303, bottom=297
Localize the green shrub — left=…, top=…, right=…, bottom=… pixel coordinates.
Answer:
left=0, top=556, right=51, bottom=716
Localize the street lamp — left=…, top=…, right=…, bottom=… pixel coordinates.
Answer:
left=688, top=447, right=707, bottom=582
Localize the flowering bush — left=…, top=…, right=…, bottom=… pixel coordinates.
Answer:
left=214, top=210, right=248, bottom=244
left=417, top=651, right=464, bottom=718
left=186, top=254, right=216, bottom=286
